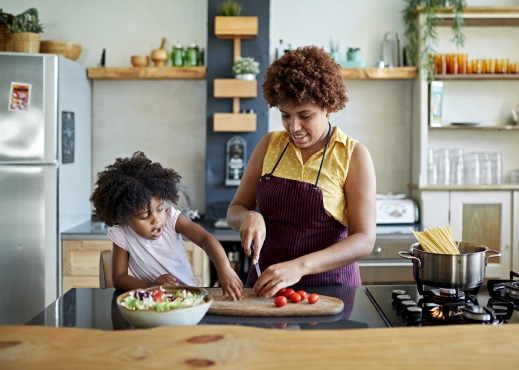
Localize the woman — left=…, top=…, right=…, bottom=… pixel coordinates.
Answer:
left=227, top=46, right=376, bottom=298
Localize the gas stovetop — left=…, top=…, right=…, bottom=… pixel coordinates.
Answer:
left=366, top=274, right=519, bottom=327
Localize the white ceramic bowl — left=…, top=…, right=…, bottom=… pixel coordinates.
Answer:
left=116, top=285, right=213, bottom=328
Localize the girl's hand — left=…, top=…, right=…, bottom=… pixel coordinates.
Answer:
left=252, top=260, right=303, bottom=298
left=152, top=274, right=179, bottom=287
left=239, top=212, right=266, bottom=265
left=217, top=266, right=244, bottom=301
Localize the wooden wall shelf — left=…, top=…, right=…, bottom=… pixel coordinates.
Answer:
left=340, top=67, right=417, bottom=80
left=214, top=113, right=256, bottom=132
left=214, top=16, right=258, bottom=39
left=429, top=125, right=519, bottom=131
left=87, top=67, right=206, bottom=79
left=214, top=79, right=257, bottom=98
left=434, top=74, right=519, bottom=81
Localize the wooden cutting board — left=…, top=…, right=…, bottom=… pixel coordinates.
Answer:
left=206, top=288, right=343, bottom=316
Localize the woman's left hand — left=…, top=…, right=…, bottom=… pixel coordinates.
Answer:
left=252, top=260, right=303, bottom=298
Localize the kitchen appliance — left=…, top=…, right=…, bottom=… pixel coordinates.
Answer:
left=380, top=32, right=400, bottom=68
left=399, top=242, right=500, bottom=293
left=366, top=272, right=519, bottom=327
left=358, top=195, right=420, bottom=284
left=376, top=195, right=418, bottom=224
left=0, top=52, right=92, bottom=325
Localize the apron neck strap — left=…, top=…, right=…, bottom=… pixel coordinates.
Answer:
left=268, top=122, right=332, bottom=187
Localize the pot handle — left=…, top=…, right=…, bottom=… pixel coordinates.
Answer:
left=398, top=251, right=421, bottom=268
left=485, top=249, right=501, bottom=265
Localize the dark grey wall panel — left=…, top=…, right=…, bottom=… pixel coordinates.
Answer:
left=206, top=0, right=270, bottom=218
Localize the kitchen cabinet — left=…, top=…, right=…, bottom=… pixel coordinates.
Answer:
left=62, top=240, right=113, bottom=294
left=62, top=239, right=210, bottom=294
left=415, top=190, right=513, bottom=278
left=212, top=16, right=258, bottom=132
left=411, top=7, right=519, bottom=278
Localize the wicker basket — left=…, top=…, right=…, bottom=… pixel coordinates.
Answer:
left=10, top=32, right=40, bottom=53
left=0, top=25, right=8, bottom=51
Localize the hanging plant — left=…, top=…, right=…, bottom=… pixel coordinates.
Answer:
left=402, top=0, right=466, bottom=81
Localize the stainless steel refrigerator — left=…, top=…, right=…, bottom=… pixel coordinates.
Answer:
left=0, top=52, right=92, bottom=325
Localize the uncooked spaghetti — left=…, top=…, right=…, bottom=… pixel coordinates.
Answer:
left=411, top=226, right=461, bottom=254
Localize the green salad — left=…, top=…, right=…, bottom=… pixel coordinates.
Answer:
left=121, top=287, right=205, bottom=312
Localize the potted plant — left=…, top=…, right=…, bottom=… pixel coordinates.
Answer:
left=7, top=8, right=44, bottom=53
left=0, top=9, right=13, bottom=51
left=214, top=1, right=257, bottom=39
left=402, top=0, right=466, bottom=81
left=218, top=0, right=243, bottom=16
left=233, top=56, right=259, bottom=80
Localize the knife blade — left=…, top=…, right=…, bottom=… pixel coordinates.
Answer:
left=251, top=241, right=261, bottom=277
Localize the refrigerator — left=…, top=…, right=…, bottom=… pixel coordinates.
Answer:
left=0, top=52, right=92, bottom=325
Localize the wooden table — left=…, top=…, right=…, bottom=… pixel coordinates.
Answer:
left=1, top=324, right=518, bottom=368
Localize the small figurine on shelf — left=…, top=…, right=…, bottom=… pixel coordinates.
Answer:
left=232, top=56, right=259, bottom=80
left=150, top=37, right=168, bottom=67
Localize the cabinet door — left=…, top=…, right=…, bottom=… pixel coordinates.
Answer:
left=450, top=191, right=511, bottom=279
left=62, top=240, right=113, bottom=294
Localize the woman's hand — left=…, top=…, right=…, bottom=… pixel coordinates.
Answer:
left=217, top=266, right=244, bottom=301
left=252, top=260, right=304, bottom=298
left=239, top=212, right=266, bottom=264
left=152, top=274, right=179, bottom=287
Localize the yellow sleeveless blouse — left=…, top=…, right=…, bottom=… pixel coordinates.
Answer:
left=261, top=126, right=358, bottom=227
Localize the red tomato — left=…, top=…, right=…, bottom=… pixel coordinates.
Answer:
left=308, top=293, right=319, bottom=304
left=274, top=296, right=287, bottom=307
left=282, top=288, right=295, bottom=298
left=290, top=292, right=302, bottom=303
left=276, top=288, right=287, bottom=297
left=296, top=290, right=307, bottom=300
left=152, top=290, right=165, bottom=302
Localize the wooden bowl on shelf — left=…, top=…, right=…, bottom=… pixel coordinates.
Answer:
left=40, top=40, right=82, bottom=61
left=131, top=55, right=149, bottom=67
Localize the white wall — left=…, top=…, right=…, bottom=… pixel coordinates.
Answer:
left=3, top=0, right=208, bottom=67
left=4, top=0, right=518, bottom=207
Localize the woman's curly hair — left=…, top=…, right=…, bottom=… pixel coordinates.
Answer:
left=262, top=46, right=348, bottom=113
left=90, top=151, right=181, bottom=227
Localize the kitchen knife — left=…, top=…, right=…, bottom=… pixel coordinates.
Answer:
left=251, top=241, right=261, bottom=277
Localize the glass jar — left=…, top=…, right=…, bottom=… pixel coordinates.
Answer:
left=184, top=44, right=199, bottom=67
left=171, top=44, right=184, bottom=67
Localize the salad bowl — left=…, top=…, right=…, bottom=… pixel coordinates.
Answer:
left=116, top=285, right=213, bottom=328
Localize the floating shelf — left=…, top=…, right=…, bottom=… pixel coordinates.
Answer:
left=214, top=16, right=258, bottom=39
left=340, top=67, right=417, bottom=80
left=214, top=113, right=256, bottom=132
left=87, top=67, right=206, bottom=79
left=429, top=125, right=519, bottom=131
left=411, top=184, right=519, bottom=191
left=434, top=74, right=519, bottom=81
left=214, top=79, right=257, bottom=98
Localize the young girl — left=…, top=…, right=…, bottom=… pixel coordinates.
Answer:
left=90, top=151, right=243, bottom=301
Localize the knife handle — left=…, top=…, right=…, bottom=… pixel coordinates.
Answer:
left=250, top=241, right=255, bottom=259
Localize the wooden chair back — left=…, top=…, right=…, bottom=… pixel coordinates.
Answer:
left=99, top=249, right=113, bottom=289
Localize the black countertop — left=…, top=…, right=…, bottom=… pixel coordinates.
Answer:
left=26, top=286, right=387, bottom=331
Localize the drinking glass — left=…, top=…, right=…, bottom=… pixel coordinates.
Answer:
left=463, top=152, right=479, bottom=185
left=428, top=148, right=437, bottom=185
left=449, top=148, right=464, bottom=185
left=435, top=148, right=450, bottom=186
left=489, top=152, right=502, bottom=185
left=479, top=152, right=492, bottom=185
left=457, top=54, right=467, bottom=74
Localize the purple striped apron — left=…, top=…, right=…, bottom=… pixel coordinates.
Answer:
left=246, top=124, right=361, bottom=287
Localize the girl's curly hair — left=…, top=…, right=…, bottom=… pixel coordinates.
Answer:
left=90, top=151, right=181, bottom=227
left=262, top=46, right=348, bottom=113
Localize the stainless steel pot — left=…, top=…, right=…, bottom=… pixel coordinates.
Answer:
left=398, top=242, right=500, bottom=290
